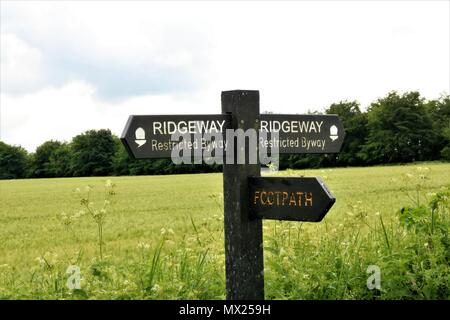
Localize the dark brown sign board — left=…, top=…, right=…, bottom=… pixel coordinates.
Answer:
left=121, top=114, right=345, bottom=159
left=248, top=176, right=336, bottom=222
left=120, top=114, right=231, bottom=159
left=259, top=114, right=345, bottom=154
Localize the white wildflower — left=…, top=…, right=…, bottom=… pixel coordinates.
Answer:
left=35, top=257, right=45, bottom=266
left=152, top=284, right=161, bottom=292
left=137, top=242, right=150, bottom=250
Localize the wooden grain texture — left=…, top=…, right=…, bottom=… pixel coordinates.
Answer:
left=221, top=90, right=264, bottom=300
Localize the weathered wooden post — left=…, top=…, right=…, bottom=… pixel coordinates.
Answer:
left=221, top=90, right=264, bottom=300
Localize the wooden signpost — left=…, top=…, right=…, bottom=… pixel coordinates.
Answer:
left=121, top=90, right=345, bottom=300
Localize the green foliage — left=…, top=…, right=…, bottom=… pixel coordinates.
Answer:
left=56, top=180, right=116, bottom=261
left=399, top=187, right=450, bottom=236
left=112, top=136, right=222, bottom=176
left=398, top=206, right=430, bottom=233
left=360, top=91, right=436, bottom=164
left=46, top=143, right=72, bottom=177
left=70, top=129, right=117, bottom=176
left=441, top=145, right=450, bottom=161
left=30, top=140, right=66, bottom=178
left=387, top=188, right=450, bottom=299
left=0, top=141, right=29, bottom=179
left=325, top=100, right=368, bottom=166
left=77, top=181, right=116, bottom=260
left=264, top=175, right=450, bottom=300
left=283, top=92, right=448, bottom=170
left=427, top=94, right=450, bottom=160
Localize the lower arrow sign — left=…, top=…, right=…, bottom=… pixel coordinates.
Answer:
left=248, top=177, right=335, bottom=222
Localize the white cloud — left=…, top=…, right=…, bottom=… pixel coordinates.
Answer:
left=1, top=1, right=449, bottom=151
left=210, top=1, right=450, bottom=111
left=0, top=80, right=218, bottom=151
left=1, top=1, right=214, bottom=99
left=1, top=81, right=99, bottom=150
left=0, top=33, right=45, bottom=94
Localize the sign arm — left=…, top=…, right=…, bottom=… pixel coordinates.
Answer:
left=120, top=115, right=136, bottom=159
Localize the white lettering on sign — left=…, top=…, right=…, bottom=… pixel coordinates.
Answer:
left=260, top=120, right=323, bottom=134
left=153, top=120, right=226, bottom=135
left=301, top=137, right=326, bottom=150
left=259, top=137, right=326, bottom=150
left=152, top=120, right=326, bottom=135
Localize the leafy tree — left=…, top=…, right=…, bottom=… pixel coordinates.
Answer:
left=111, top=137, right=158, bottom=175
left=280, top=154, right=323, bottom=169
left=325, top=101, right=368, bottom=166
left=112, top=136, right=222, bottom=176
left=70, top=129, right=117, bottom=176
left=359, top=91, right=436, bottom=164
left=0, top=141, right=29, bottom=179
left=30, top=140, right=64, bottom=178
left=111, top=137, right=132, bottom=176
left=47, top=143, right=72, bottom=177
left=426, top=94, right=450, bottom=160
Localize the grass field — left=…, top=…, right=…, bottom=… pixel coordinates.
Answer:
left=1, top=162, right=449, bottom=299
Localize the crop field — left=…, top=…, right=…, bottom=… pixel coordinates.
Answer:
left=0, top=162, right=449, bottom=299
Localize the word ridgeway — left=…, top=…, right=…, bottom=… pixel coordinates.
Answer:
left=153, top=120, right=227, bottom=135
left=260, top=120, right=323, bottom=133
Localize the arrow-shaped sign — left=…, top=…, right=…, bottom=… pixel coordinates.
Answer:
left=259, top=114, right=345, bottom=154
left=121, top=114, right=230, bottom=159
left=248, top=176, right=335, bottom=222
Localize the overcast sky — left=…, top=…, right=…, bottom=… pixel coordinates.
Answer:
left=1, top=1, right=449, bottom=152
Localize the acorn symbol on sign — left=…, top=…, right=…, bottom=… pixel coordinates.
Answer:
left=330, top=125, right=338, bottom=141
left=135, top=127, right=146, bottom=147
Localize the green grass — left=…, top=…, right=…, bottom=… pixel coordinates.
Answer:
left=0, top=162, right=449, bottom=299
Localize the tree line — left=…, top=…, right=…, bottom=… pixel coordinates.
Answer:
left=1, top=90, right=449, bottom=179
